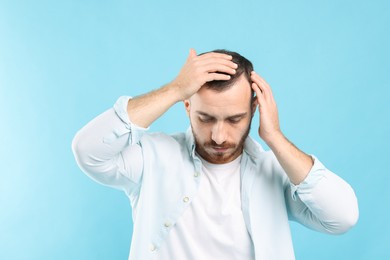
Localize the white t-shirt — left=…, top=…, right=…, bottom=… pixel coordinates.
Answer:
left=155, top=155, right=255, bottom=260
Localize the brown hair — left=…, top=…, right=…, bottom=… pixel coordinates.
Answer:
left=200, top=49, right=254, bottom=95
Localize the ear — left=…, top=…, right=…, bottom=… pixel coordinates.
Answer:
left=251, top=96, right=258, bottom=117
left=183, top=99, right=191, bottom=116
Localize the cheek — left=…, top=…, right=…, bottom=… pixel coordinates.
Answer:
left=195, top=124, right=211, bottom=140
left=234, top=121, right=251, bottom=136
left=190, top=118, right=210, bottom=139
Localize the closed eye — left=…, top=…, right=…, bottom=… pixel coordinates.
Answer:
left=227, top=113, right=247, bottom=124
left=199, top=116, right=215, bottom=123
left=227, top=117, right=242, bottom=124
left=196, top=111, right=247, bottom=124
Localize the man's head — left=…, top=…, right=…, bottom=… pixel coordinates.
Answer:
left=184, top=49, right=256, bottom=164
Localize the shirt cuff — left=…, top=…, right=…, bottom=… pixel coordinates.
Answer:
left=112, top=96, right=149, bottom=145
left=289, top=155, right=327, bottom=200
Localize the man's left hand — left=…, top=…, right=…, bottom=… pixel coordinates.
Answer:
left=251, top=71, right=283, bottom=145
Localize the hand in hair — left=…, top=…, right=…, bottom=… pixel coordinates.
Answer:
left=171, top=48, right=238, bottom=100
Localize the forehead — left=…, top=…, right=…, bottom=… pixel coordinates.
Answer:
left=190, top=75, right=252, bottom=116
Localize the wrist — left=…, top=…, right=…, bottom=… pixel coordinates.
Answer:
left=263, top=130, right=286, bottom=148
left=163, top=81, right=186, bottom=103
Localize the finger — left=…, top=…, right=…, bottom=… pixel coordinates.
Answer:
left=189, top=48, right=197, bottom=58
left=201, top=58, right=238, bottom=69
left=204, top=63, right=236, bottom=75
left=251, top=71, right=267, bottom=88
left=198, top=52, right=234, bottom=61
left=253, top=74, right=270, bottom=92
left=251, top=71, right=273, bottom=101
left=206, top=73, right=232, bottom=82
left=251, top=82, right=266, bottom=105
left=197, top=58, right=237, bottom=73
left=251, top=74, right=267, bottom=99
left=195, top=55, right=237, bottom=68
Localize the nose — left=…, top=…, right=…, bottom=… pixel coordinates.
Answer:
left=211, top=122, right=227, bottom=145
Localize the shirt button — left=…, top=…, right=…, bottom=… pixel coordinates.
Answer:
left=183, top=196, right=189, bottom=203
left=149, top=244, right=156, bottom=252
left=164, top=221, right=171, bottom=228
left=194, top=172, right=199, bottom=177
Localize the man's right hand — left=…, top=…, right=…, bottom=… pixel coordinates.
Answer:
left=126, top=49, right=237, bottom=128
left=171, top=49, right=238, bottom=101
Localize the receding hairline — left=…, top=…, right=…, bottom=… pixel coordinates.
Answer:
left=199, top=49, right=254, bottom=96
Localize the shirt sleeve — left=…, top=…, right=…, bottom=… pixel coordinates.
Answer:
left=285, top=156, right=359, bottom=234
left=72, top=96, right=148, bottom=199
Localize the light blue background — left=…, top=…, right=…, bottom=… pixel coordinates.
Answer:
left=1, top=0, right=389, bottom=259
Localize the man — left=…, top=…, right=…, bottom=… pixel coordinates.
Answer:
left=72, top=49, right=359, bottom=260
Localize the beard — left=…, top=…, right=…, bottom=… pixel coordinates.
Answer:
left=192, top=121, right=251, bottom=164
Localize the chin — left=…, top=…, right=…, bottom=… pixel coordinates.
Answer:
left=206, top=152, right=238, bottom=164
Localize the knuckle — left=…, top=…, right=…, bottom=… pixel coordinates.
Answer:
left=194, top=67, right=203, bottom=75
left=192, top=60, right=200, bottom=67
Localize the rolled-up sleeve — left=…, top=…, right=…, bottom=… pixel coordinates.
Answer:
left=72, top=96, right=148, bottom=198
left=286, top=156, right=359, bottom=234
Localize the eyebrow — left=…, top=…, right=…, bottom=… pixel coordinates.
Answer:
left=195, top=111, right=248, bottom=119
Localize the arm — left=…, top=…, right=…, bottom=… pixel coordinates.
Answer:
left=284, top=159, right=359, bottom=234
left=127, top=49, right=237, bottom=128
left=72, top=49, right=237, bottom=193
left=251, top=71, right=358, bottom=233
left=71, top=106, right=145, bottom=196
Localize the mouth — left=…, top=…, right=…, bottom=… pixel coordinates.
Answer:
left=211, top=146, right=230, bottom=153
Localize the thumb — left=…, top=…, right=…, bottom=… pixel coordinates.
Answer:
left=189, top=48, right=197, bottom=58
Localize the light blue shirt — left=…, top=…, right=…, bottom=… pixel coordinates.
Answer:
left=72, top=96, right=359, bottom=260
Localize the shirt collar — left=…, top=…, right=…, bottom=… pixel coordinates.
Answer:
left=185, top=127, right=196, bottom=158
